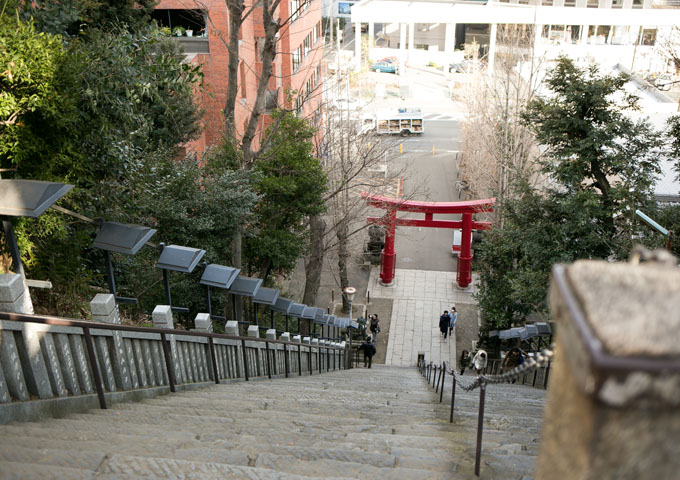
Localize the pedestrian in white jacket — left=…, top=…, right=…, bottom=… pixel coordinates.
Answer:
left=473, top=349, right=488, bottom=375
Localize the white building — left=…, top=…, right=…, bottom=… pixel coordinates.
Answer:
left=349, top=0, right=680, bottom=74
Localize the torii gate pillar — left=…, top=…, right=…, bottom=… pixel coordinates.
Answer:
left=363, top=194, right=495, bottom=289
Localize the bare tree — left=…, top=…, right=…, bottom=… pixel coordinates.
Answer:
left=457, top=24, right=545, bottom=226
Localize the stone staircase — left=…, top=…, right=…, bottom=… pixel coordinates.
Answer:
left=0, top=365, right=546, bottom=479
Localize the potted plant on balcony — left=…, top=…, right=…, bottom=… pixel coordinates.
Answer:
left=186, top=29, right=193, bottom=37
left=172, top=26, right=186, bottom=37
left=160, top=26, right=171, bottom=36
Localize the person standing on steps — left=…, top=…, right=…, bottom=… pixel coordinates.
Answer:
left=448, top=307, right=457, bottom=337
left=361, top=339, right=376, bottom=368
left=459, top=349, right=471, bottom=375
left=369, top=314, right=380, bottom=344
left=473, top=349, right=488, bottom=375
left=439, top=310, right=450, bottom=342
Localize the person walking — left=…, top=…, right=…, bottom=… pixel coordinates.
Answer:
left=361, top=339, right=376, bottom=368
left=448, top=307, right=457, bottom=337
left=439, top=311, right=450, bottom=342
left=472, top=349, right=488, bottom=375
left=500, top=347, right=526, bottom=382
left=459, top=349, right=471, bottom=375
left=369, top=314, right=380, bottom=344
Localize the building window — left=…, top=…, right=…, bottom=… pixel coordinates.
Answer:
left=291, top=0, right=300, bottom=21
left=313, top=23, right=318, bottom=44
left=152, top=9, right=207, bottom=36
left=304, top=34, right=311, bottom=56
left=292, top=46, right=302, bottom=71
left=632, top=0, right=643, bottom=7
left=294, top=95, right=304, bottom=115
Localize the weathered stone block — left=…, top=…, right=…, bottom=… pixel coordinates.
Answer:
left=280, top=332, right=291, bottom=342
left=536, top=259, right=680, bottom=480
left=0, top=361, right=10, bottom=403
left=247, top=325, right=260, bottom=338
left=152, top=305, right=174, bottom=329
left=15, top=323, right=53, bottom=399
left=302, top=337, right=311, bottom=345
left=292, top=335, right=301, bottom=344
left=0, top=295, right=24, bottom=314
left=311, top=338, right=319, bottom=346
left=225, top=321, right=239, bottom=335
left=39, top=333, right=67, bottom=397
left=265, top=329, right=276, bottom=340
left=194, top=313, right=213, bottom=332
left=0, top=274, right=23, bottom=303
left=90, top=294, right=116, bottom=317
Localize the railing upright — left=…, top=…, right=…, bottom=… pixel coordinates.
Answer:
left=83, top=327, right=107, bottom=409
left=160, top=332, right=176, bottom=392
left=474, top=384, right=487, bottom=477
left=449, top=372, right=456, bottom=423
left=241, top=339, right=249, bottom=381
left=440, top=363, right=445, bottom=403
left=208, top=337, right=219, bottom=384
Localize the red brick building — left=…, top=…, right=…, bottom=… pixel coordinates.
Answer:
left=154, top=0, right=324, bottom=157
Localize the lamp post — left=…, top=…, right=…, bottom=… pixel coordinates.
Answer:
left=344, top=286, right=356, bottom=369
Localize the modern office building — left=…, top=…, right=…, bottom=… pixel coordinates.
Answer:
left=154, top=0, right=324, bottom=157
left=349, top=0, right=680, bottom=75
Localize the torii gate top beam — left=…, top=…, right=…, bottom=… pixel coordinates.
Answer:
left=362, top=193, right=496, bottom=215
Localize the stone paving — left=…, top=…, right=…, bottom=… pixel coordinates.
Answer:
left=367, top=267, right=477, bottom=367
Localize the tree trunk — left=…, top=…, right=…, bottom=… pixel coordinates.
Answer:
left=337, top=219, right=350, bottom=313
left=303, top=214, right=326, bottom=305
left=225, top=0, right=244, bottom=136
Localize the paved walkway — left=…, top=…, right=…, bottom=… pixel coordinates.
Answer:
left=367, top=267, right=477, bottom=368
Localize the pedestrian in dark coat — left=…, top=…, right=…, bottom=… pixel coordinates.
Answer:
left=439, top=311, right=450, bottom=341
left=459, top=349, right=471, bottom=375
left=361, top=340, right=376, bottom=368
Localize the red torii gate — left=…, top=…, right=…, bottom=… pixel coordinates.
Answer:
left=363, top=194, right=495, bottom=288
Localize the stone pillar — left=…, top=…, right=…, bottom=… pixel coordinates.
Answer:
left=536, top=258, right=680, bottom=480
left=534, top=23, right=543, bottom=53
left=488, top=23, right=497, bottom=77
left=368, top=22, right=374, bottom=51
left=292, top=335, right=301, bottom=344
left=193, top=313, right=213, bottom=333
left=580, top=25, right=588, bottom=45
left=225, top=320, right=239, bottom=335
left=0, top=274, right=25, bottom=313
left=355, top=22, right=362, bottom=72
left=302, top=336, right=311, bottom=345
left=91, top=293, right=130, bottom=391
left=280, top=332, right=291, bottom=342
left=153, top=305, right=183, bottom=384
left=266, top=329, right=276, bottom=340
left=444, top=23, right=456, bottom=58
left=247, top=325, right=260, bottom=338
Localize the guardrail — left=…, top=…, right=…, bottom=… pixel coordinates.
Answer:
left=417, top=346, right=554, bottom=477
left=0, top=311, right=345, bottom=422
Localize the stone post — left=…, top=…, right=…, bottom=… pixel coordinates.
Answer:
left=292, top=335, right=301, bottom=344
left=90, top=293, right=129, bottom=391
left=152, top=305, right=183, bottom=384
left=280, top=332, right=291, bottom=342
left=536, top=259, right=680, bottom=480
left=0, top=274, right=25, bottom=313
left=247, top=325, right=260, bottom=338
left=193, top=313, right=213, bottom=333
left=225, top=320, right=239, bottom=335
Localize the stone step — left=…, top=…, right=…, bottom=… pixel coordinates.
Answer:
left=0, top=462, right=95, bottom=480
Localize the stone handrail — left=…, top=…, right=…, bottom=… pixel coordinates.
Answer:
left=0, top=291, right=345, bottom=424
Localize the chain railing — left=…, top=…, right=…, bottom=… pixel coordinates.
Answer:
left=417, top=346, right=554, bottom=477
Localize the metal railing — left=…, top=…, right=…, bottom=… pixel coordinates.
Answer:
left=417, top=346, right=554, bottom=477
left=0, top=312, right=345, bottom=412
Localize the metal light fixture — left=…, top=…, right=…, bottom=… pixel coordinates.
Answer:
left=0, top=179, right=74, bottom=313
left=252, top=286, right=280, bottom=330
left=227, top=275, right=262, bottom=325
left=344, top=286, right=356, bottom=368
left=199, top=263, right=240, bottom=322
left=289, top=303, right=306, bottom=333
left=271, top=296, right=294, bottom=332
left=93, top=221, right=156, bottom=304
left=155, top=243, right=206, bottom=313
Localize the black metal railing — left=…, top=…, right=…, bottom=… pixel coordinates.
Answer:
left=0, top=312, right=345, bottom=411
left=417, top=347, right=554, bottom=477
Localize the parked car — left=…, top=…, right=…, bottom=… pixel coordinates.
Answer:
left=646, top=74, right=673, bottom=92
left=371, top=61, right=398, bottom=73
left=378, top=56, right=399, bottom=65
left=448, top=59, right=481, bottom=73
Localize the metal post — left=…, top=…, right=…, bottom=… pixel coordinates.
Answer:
left=208, top=336, right=220, bottom=384
left=285, top=314, right=289, bottom=332
left=241, top=339, right=250, bottom=381
left=160, top=332, right=176, bottom=393
left=265, top=341, right=272, bottom=379
left=449, top=374, right=456, bottom=423
left=2, top=217, right=25, bottom=277
left=270, top=309, right=274, bottom=330
left=283, top=343, right=289, bottom=378
left=162, top=269, right=172, bottom=307
left=474, top=384, right=487, bottom=476
left=298, top=343, right=302, bottom=376
left=318, top=347, right=321, bottom=373
left=440, top=364, right=445, bottom=403
left=103, top=250, right=117, bottom=297
left=83, top=327, right=107, bottom=409
left=308, top=346, right=313, bottom=374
